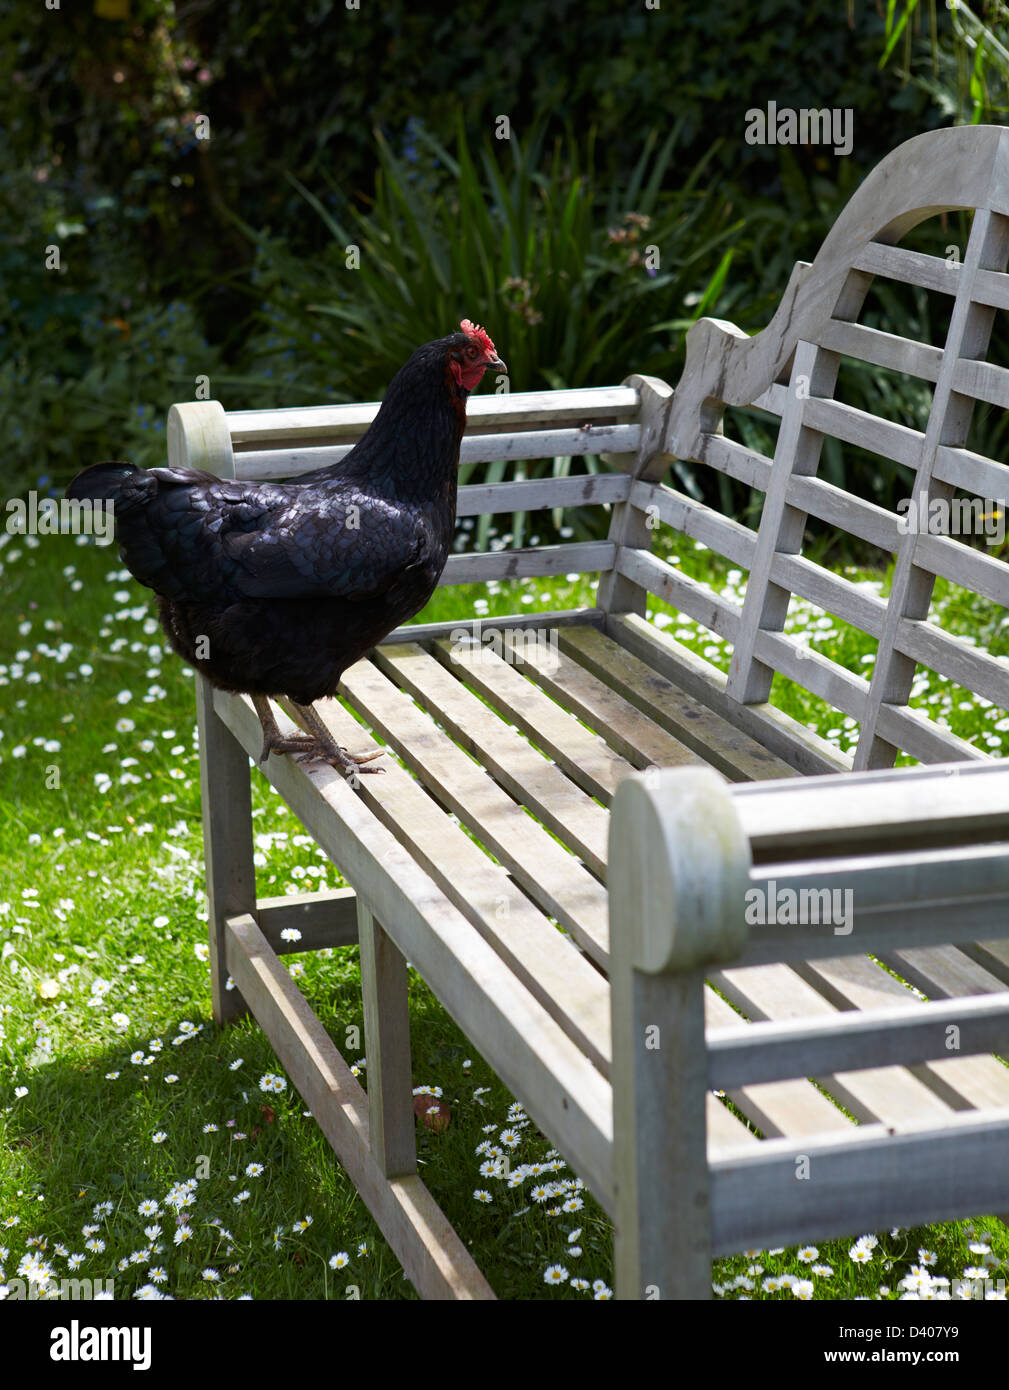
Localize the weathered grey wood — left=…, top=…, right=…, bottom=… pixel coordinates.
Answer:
left=713, top=959, right=954, bottom=1130
left=235, top=424, right=640, bottom=479
left=627, top=478, right=757, bottom=570
left=195, top=673, right=255, bottom=1024
left=895, top=617, right=1009, bottom=710
left=225, top=913, right=493, bottom=1298
left=498, top=626, right=705, bottom=772
left=380, top=607, right=604, bottom=647
left=854, top=204, right=1009, bottom=769
left=932, top=443, right=1009, bottom=502
left=609, top=769, right=751, bottom=1300
left=597, top=374, right=675, bottom=617
left=851, top=241, right=960, bottom=295
left=818, top=317, right=943, bottom=382
left=456, top=470, right=630, bottom=517
left=708, top=991, right=1009, bottom=1088
left=343, top=651, right=611, bottom=963
left=787, top=473, right=902, bottom=552
left=300, top=674, right=613, bottom=1059
left=584, top=618, right=824, bottom=776
left=801, top=395, right=923, bottom=470
left=952, top=355, right=1009, bottom=408
left=750, top=626, right=870, bottom=721
left=175, top=385, right=642, bottom=479
left=973, top=265, right=1009, bottom=310
left=370, top=643, right=611, bottom=879
left=613, top=547, right=741, bottom=642
left=695, top=433, right=773, bottom=491
left=608, top=613, right=848, bottom=775
left=225, top=384, right=640, bottom=446
left=727, top=340, right=830, bottom=705
left=732, top=758, right=1009, bottom=855
left=912, top=531, right=1009, bottom=608
left=709, top=1109, right=1009, bottom=1257
left=771, top=550, right=887, bottom=638
left=735, top=843, right=1009, bottom=967
left=357, top=902, right=418, bottom=1178
left=705, top=986, right=854, bottom=1140
left=440, top=541, right=615, bottom=586
left=431, top=635, right=637, bottom=805
left=215, top=687, right=616, bottom=1211
left=795, top=950, right=1009, bottom=1114
left=167, top=400, right=234, bottom=475
left=256, top=887, right=359, bottom=953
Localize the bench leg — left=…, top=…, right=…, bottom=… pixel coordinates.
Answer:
left=358, top=902, right=417, bottom=1177
left=613, top=965, right=711, bottom=1299
left=196, top=676, right=256, bottom=1026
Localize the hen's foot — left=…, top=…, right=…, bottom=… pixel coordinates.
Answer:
left=288, top=700, right=385, bottom=780
left=251, top=695, right=315, bottom=766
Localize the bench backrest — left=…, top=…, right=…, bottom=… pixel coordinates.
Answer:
left=610, top=124, right=1009, bottom=772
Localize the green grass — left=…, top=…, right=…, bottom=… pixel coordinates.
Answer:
left=0, top=520, right=1007, bottom=1301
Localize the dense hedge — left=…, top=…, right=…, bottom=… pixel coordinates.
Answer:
left=4, top=0, right=946, bottom=298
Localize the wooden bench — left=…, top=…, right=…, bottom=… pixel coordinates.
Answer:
left=168, top=124, right=1009, bottom=1299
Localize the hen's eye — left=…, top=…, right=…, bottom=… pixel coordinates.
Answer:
left=466, top=345, right=478, bottom=358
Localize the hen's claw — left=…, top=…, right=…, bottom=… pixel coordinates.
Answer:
left=257, top=732, right=316, bottom=766
left=252, top=694, right=384, bottom=781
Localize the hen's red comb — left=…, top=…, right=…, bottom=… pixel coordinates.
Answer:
left=460, top=318, right=496, bottom=355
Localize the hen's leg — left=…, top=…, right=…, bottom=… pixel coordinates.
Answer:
left=288, top=700, right=385, bottom=777
left=251, top=694, right=316, bottom=766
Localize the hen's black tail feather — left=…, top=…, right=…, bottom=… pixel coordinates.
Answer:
left=66, top=460, right=141, bottom=503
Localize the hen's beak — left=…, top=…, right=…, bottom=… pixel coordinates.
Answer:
left=484, top=352, right=508, bottom=374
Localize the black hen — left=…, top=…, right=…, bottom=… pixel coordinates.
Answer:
left=66, top=321, right=506, bottom=776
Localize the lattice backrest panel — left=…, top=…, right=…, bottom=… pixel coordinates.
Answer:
left=639, top=125, right=1009, bottom=769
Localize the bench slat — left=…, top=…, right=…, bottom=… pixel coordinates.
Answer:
left=710, top=1109, right=1009, bottom=1258
left=712, top=961, right=954, bottom=1128
left=852, top=241, right=961, bottom=295
left=225, top=385, right=641, bottom=445
left=614, top=548, right=741, bottom=641
left=370, top=643, right=611, bottom=878
left=456, top=471, right=630, bottom=517
left=559, top=624, right=797, bottom=781
left=440, top=541, right=615, bottom=586
left=732, top=759, right=1009, bottom=854
left=430, top=637, right=636, bottom=804
left=235, top=425, right=640, bottom=479
left=933, top=443, right=1009, bottom=502
left=706, top=1093, right=760, bottom=1156
left=795, top=952, right=1009, bottom=1113
left=281, top=690, right=613, bottom=1072
left=912, top=531, right=1009, bottom=607
left=340, top=652, right=611, bottom=961
left=802, top=395, right=923, bottom=470
left=627, top=479, right=757, bottom=570
left=497, top=627, right=705, bottom=772
left=895, top=617, right=1009, bottom=710
left=706, top=987, right=854, bottom=1139
left=818, top=318, right=943, bottom=381
left=952, top=356, right=1009, bottom=408
left=708, top=988, right=1009, bottom=1092
left=873, top=701, right=989, bottom=764
left=788, top=473, right=901, bottom=553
